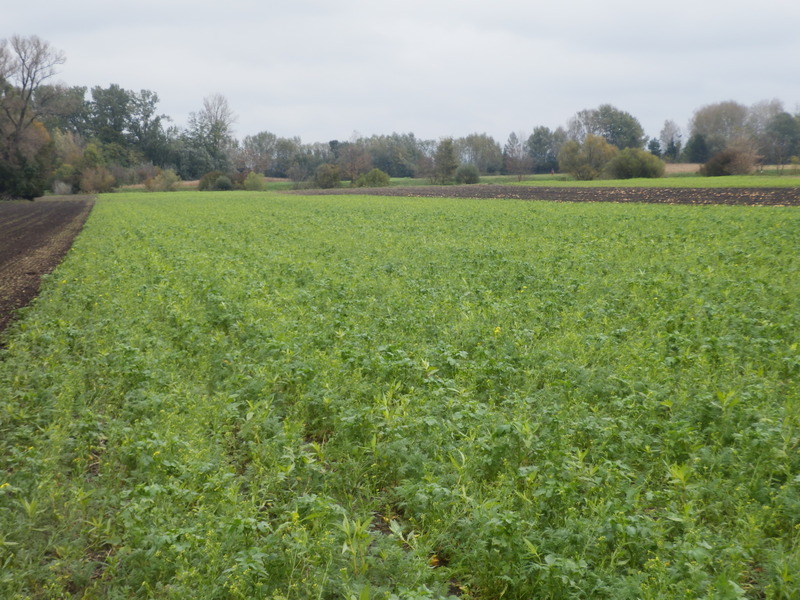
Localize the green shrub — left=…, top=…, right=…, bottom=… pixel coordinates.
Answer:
left=604, top=148, right=665, bottom=179
left=243, top=171, right=266, bottom=191
left=313, top=163, right=341, bottom=189
left=355, top=168, right=391, bottom=188
left=52, top=163, right=78, bottom=191
left=0, top=150, right=55, bottom=199
left=144, top=168, right=181, bottom=192
left=214, top=175, right=233, bottom=191
left=455, top=164, right=481, bottom=184
left=198, top=170, right=225, bottom=190
left=557, top=135, right=618, bottom=180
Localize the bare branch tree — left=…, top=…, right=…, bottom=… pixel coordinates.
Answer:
left=0, top=35, right=66, bottom=154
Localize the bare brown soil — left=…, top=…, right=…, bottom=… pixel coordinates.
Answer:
left=0, top=196, right=94, bottom=335
left=299, top=185, right=800, bottom=206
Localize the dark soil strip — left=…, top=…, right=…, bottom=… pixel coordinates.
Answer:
left=297, top=185, right=800, bottom=206
left=0, top=196, right=95, bottom=335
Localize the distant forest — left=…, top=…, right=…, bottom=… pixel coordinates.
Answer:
left=2, top=35, right=800, bottom=198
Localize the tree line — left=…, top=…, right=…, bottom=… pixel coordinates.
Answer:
left=2, top=35, right=800, bottom=198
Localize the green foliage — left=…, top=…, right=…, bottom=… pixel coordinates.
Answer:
left=313, top=163, right=341, bottom=188
left=0, top=149, right=54, bottom=200
left=604, top=148, right=665, bottom=179
left=647, top=137, right=662, bottom=157
left=242, top=171, right=266, bottom=191
left=763, top=112, right=800, bottom=167
left=181, top=94, right=236, bottom=177
left=1, top=193, right=799, bottom=599
left=701, top=149, right=755, bottom=176
left=503, top=132, right=533, bottom=180
left=527, top=126, right=565, bottom=174
left=198, top=170, right=225, bottom=190
left=571, top=104, right=645, bottom=149
left=683, top=133, right=711, bottom=163
left=355, top=167, right=391, bottom=188
left=433, top=138, right=458, bottom=184
left=81, top=143, right=104, bottom=168
left=85, top=84, right=170, bottom=166
left=689, top=100, right=749, bottom=156
left=144, top=168, right=181, bottom=192
left=558, top=134, right=618, bottom=180
left=454, top=164, right=480, bottom=184
left=457, top=133, right=503, bottom=174
left=214, top=174, right=233, bottom=191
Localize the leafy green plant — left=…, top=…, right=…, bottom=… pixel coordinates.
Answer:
left=242, top=171, right=266, bottom=191
left=355, top=168, right=391, bottom=188
left=214, top=174, right=233, bottom=190
left=604, top=147, right=665, bottom=179
left=557, top=134, right=618, bottom=180
left=198, top=170, right=224, bottom=190
left=313, top=163, right=341, bottom=188
left=144, top=167, right=181, bottom=191
left=455, top=164, right=480, bottom=184
left=1, top=191, right=798, bottom=599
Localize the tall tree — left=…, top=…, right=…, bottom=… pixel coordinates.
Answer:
left=89, top=84, right=131, bottom=147
left=456, top=133, right=502, bottom=174
left=689, top=101, right=749, bottom=156
left=659, top=120, right=682, bottom=162
left=0, top=35, right=65, bottom=198
left=557, top=134, right=618, bottom=180
left=647, top=138, right=662, bottom=157
left=0, top=35, right=65, bottom=155
left=763, top=112, right=800, bottom=169
left=237, top=130, right=277, bottom=174
left=365, top=132, right=421, bottom=178
left=268, top=136, right=302, bottom=178
left=182, top=94, right=237, bottom=177
left=568, top=104, right=644, bottom=149
left=39, top=85, right=88, bottom=134
left=746, top=98, right=784, bottom=144
left=503, top=131, right=533, bottom=180
left=683, top=133, right=710, bottom=163
left=432, top=137, right=458, bottom=184
left=82, top=85, right=170, bottom=165
left=127, top=89, right=170, bottom=164
left=527, top=126, right=566, bottom=173
left=337, top=134, right=372, bottom=183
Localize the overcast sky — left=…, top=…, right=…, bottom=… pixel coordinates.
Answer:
left=6, top=0, right=800, bottom=144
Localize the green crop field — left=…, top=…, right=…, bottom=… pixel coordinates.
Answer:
left=1, top=192, right=799, bottom=599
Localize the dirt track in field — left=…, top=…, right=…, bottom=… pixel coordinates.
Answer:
left=0, top=196, right=94, bottom=335
left=298, top=185, right=800, bottom=206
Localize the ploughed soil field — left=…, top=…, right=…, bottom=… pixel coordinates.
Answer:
left=300, top=184, right=800, bottom=205
left=0, top=196, right=94, bottom=334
